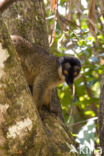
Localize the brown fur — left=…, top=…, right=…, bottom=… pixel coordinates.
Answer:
left=11, top=35, right=81, bottom=112
left=11, top=35, right=65, bottom=111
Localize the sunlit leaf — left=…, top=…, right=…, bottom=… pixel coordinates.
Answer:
left=76, top=117, right=97, bottom=156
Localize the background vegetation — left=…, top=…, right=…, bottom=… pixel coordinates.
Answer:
left=44, top=0, right=104, bottom=155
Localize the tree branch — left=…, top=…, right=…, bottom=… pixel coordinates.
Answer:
left=0, top=0, right=19, bottom=13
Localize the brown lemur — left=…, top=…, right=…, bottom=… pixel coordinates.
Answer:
left=11, top=35, right=81, bottom=112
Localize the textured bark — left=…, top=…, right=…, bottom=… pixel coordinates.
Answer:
left=0, top=0, right=79, bottom=155
left=0, top=0, right=19, bottom=13
left=0, top=16, right=47, bottom=156
left=99, top=71, right=104, bottom=155
left=3, top=0, right=49, bottom=50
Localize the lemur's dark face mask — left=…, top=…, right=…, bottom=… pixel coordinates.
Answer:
left=63, top=66, right=80, bottom=92
left=61, top=57, right=81, bottom=93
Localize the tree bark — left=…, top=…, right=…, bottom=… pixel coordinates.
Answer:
left=99, top=71, right=104, bottom=155
left=2, top=0, right=49, bottom=50
left=0, top=16, right=47, bottom=156
left=0, top=0, right=19, bottom=13
left=0, top=0, right=79, bottom=155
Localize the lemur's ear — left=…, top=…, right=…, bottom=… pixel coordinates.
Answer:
left=59, top=57, right=64, bottom=64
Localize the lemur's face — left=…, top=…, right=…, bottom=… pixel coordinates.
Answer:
left=62, top=57, right=81, bottom=86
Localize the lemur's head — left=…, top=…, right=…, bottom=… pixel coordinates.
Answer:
left=59, top=56, right=81, bottom=87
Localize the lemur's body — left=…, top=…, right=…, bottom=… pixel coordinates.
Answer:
left=11, top=35, right=81, bottom=111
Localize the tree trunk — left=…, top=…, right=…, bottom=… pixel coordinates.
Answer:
left=99, top=71, right=104, bottom=155
left=0, top=0, right=79, bottom=155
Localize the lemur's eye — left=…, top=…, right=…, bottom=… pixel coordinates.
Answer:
left=64, top=70, right=68, bottom=75
left=74, top=72, right=78, bottom=76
